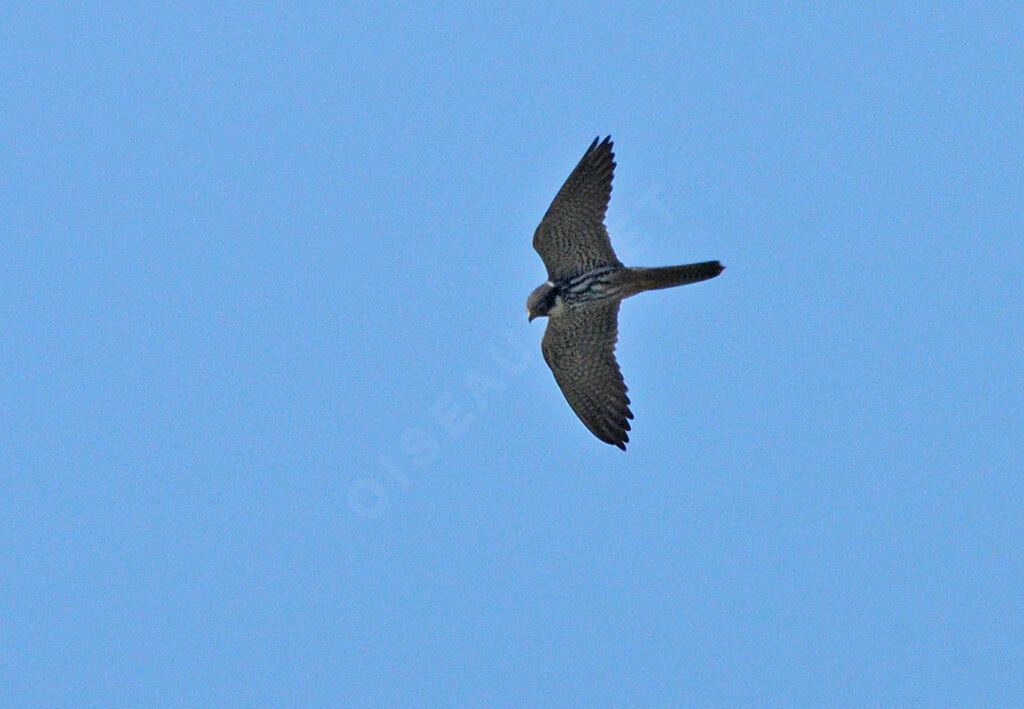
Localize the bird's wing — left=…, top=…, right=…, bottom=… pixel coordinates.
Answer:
left=541, top=301, right=633, bottom=449
left=533, top=136, right=622, bottom=281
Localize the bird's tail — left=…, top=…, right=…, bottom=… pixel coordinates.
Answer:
left=626, top=261, right=724, bottom=294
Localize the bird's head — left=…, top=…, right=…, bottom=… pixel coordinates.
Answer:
left=526, top=282, right=558, bottom=322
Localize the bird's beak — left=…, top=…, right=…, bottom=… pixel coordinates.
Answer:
left=527, top=311, right=536, bottom=322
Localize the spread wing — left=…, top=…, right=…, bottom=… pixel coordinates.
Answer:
left=533, top=136, right=622, bottom=281
left=541, top=301, right=633, bottom=450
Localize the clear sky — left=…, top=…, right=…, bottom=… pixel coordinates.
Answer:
left=3, top=3, right=1022, bottom=706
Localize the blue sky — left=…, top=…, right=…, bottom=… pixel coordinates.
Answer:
left=3, top=2, right=1022, bottom=706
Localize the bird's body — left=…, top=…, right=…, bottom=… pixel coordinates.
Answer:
left=527, top=136, right=723, bottom=450
left=528, top=262, right=724, bottom=320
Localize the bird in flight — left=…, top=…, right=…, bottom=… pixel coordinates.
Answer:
left=527, top=136, right=723, bottom=450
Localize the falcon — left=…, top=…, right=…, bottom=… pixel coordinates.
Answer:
left=527, top=136, right=723, bottom=450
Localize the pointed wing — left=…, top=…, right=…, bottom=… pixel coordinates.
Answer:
left=541, top=301, right=633, bottom=450
left=533, top=136, right=622, bottom=281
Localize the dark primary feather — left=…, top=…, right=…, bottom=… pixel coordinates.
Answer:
left=533, top=136, right=622, bottom=281
left=541, top=301, right=633, bottom=450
